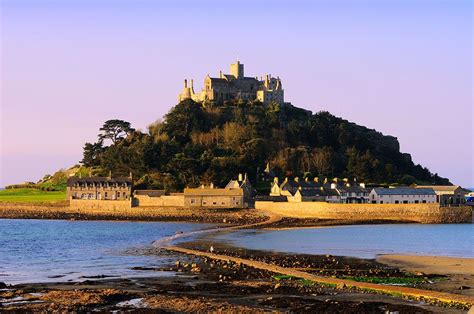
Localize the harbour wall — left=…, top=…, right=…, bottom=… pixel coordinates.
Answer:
left=255, top=202, right=473, bottom=223
left=133, top=194, right=185, bottom=207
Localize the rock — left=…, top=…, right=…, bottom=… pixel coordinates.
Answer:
left=337, top=283, right=346, bottom=289
left=274, top=283, right=281, bottom=289
left=175, top=261, right=180, bottom=267
left=458, top=285, right=470, bottom=290
left=0, top=282, right=7, bottom=289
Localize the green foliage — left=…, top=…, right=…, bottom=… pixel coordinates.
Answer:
left=98, top=119, right=135, bottom=145
left=0, top=188, right=66, bottom=203
left=341, top=275, right=440, bottom=285
left=80, top=100, right=450, bottom=191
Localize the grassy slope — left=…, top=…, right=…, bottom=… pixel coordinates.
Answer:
left=0, top=188, right=66, bottom=203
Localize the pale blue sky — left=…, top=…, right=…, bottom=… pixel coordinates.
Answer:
left=1, top=0, right=472, bottom=187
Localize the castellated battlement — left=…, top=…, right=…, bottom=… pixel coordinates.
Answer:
left=178, top=61, right=284, bottom=105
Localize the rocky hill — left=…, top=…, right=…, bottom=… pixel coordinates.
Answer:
left=81, top=99, right=450, bottom=191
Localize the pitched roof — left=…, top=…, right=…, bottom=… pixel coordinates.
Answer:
left=184, top=188, right=243, bottom=196
left=134, top=190, right=166, bottom=197
left=416, top=185, right=460, bottom=192
left=373, top=188, right=435, bottom=195
left=67, top=176, right=131, bottom=186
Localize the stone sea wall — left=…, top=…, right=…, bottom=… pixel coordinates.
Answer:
left=0, top=201, right=261, bottom=223
left=133, top=194, right=185, bottom=207
left=70, top=199, right=132, bottom=210
left=255, top=201, right=473, bottom=223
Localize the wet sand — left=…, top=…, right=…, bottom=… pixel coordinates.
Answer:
left=377, top=255, right=474, bottom=276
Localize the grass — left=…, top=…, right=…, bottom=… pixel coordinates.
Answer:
left=0, top=188, right=66, bottom=203
left=340, top=276, right=431, bottom=285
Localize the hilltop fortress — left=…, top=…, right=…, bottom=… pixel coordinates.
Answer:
left=178, top=61, right=284, bottom=105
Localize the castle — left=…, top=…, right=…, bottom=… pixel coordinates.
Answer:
left=178, top=61, right=284, bottom=105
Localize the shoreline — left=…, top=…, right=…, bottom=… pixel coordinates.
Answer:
left=2, top=244, right=472, bottom=312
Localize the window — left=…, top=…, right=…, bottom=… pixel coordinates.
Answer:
left=380, top=201, right=383, bottom=204
left=395, top=200, right=399, bottom=204
left=105, top=192, right=108, bottom=198
left=213, top=202, right=217, bottom=205
left=117, top=192, right=121, bottom=198
left=415, top=200, right=419, bottom=204
left=191, top=199, right=195, bottom=204
left=422, top=200, right=426, bottom=203
left=403, top=200, right=408, bottom=204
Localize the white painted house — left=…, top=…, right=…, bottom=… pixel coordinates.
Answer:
left=369, top=188, right=436, bottom=204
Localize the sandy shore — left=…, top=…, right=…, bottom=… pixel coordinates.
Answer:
left=378, top=255, right=474, bottom=276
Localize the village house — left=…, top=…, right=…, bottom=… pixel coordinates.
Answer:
left=270, top=176, right=369, bottom=203
left=415, top=185, right=467, bottom=206
left=178, top=61, right=284, bottom=105
left=183, top=183, right=245, bottom=208
left=331, top=179, right=370, bottom=204
left=369, top=187, right=436, bottom=204
left=182, top=174, right=255, bottom=208
left=67, top=175, right=132, bottom=201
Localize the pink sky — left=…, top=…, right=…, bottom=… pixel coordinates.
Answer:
left=1, top=0, right=472, bottom=187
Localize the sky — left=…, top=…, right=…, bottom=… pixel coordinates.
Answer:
left=1, top=0, right=473, bottom=188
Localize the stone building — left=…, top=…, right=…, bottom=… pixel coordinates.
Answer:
left=67, top=175, right=132, bottom=200
left=369, top=188, right=436, bottom=204
left=183, top=184, right=245, bottom=208
left=178, top=61, right=284, bottom=105
left=270, top=177, right=368, bottom=203
left=225, top=173, right=256, bottom=205
left=415, top=185, right=467, bottom=206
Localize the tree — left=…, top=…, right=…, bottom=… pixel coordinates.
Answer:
left=81, top=141, right=104, bottom=167
left=98, top=119, right=135, bottom=145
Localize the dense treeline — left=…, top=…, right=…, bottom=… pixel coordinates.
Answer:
left=82, top=99, right=449, bottom=191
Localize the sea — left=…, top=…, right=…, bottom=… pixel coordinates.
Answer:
left=211, top=224, right=474, bottom=259
left=0, top=219, right=211, bottom=284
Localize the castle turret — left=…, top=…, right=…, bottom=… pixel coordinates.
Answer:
left=230, top=60, right=244, bottom=79
left=178, top=79, right=193, bottom=102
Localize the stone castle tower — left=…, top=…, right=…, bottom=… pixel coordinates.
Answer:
left=178, top=61, right=284, bottom=105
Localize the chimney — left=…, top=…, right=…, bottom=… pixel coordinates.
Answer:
left=238, top=173, right=243, bottom=182
left=294, top=177, right=299, bottom=182
left=190, top=79, right=194, bottom=88
left=129, top=171, right=133, bottom=179
left=210, top=182, right=214, bottom=189
left=273, top=177, right=279, bottom=184
left=284, top=177, right=288, bottom=182
left=314, top=177, right=319, bottom=183
left=330, top=183, right=336, bottom=189
left=108, top=170, right=112, bottom=179
left=184, top=79, right=188, bottom=88
left=305, top=177, right=309, bottom=182
left=219, top=70, right=222, bottom=78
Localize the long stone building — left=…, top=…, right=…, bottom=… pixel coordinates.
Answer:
left=67, top=175, right=132, bottom=200
left=178, top=61, right=284, bottom=105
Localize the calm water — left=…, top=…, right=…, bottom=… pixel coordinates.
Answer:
left=212, top=224, right=474, bottom=259
left=0, top=219, right=211, bottom=284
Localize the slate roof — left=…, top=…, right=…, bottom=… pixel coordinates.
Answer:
left=134, top=190, right=166, bottom=197
left=416, top=185, right=461, bottom=192
left=67, top=177, right=132, bottom=186
left=373, top=188, right=435, bottom=195
left=184, top=188, right=243, bottom=196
